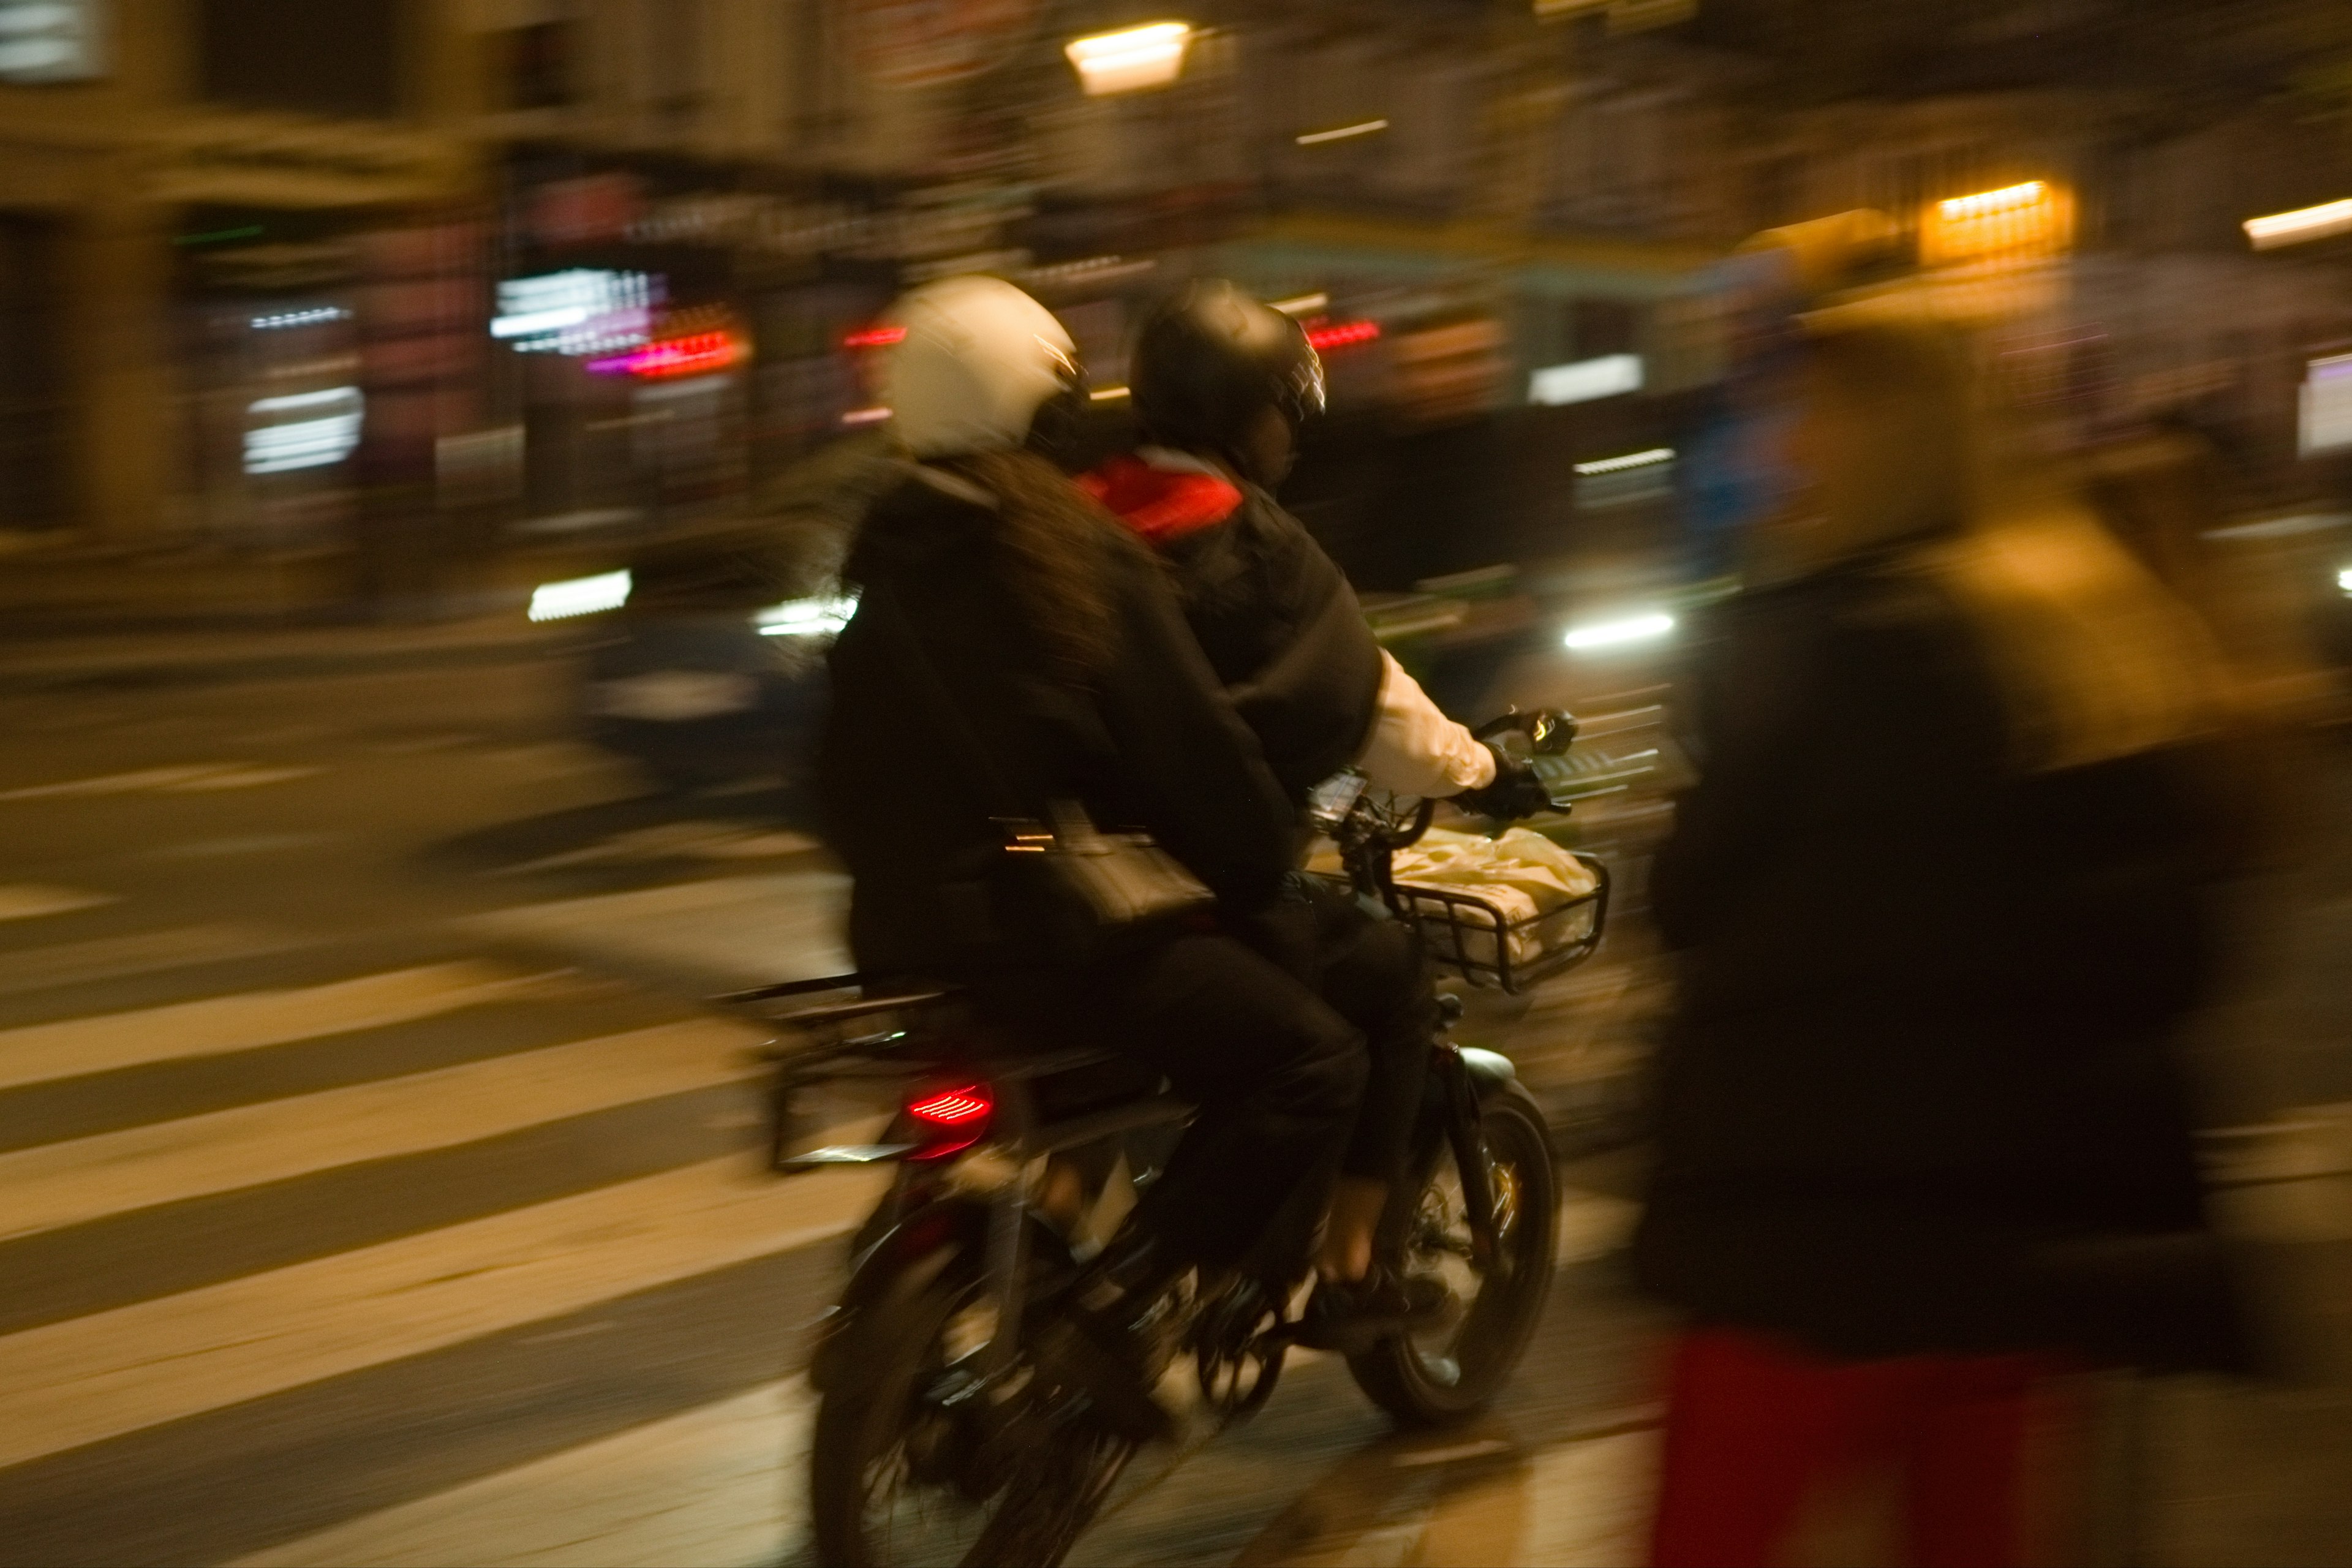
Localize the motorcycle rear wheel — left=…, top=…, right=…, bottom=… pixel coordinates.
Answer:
left=1346, top=1084, right=1558, bottom=1426
left=809, top=1246, right=1128, bottom=1568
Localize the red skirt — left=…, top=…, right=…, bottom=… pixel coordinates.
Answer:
left=1649, top=1327, right=2070, bottom=1568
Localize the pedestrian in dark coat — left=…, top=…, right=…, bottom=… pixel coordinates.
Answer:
left=1637, top=309, right=2252, bottom=1568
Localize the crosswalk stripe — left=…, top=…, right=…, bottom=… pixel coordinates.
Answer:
left=233, top=1379, right=812, bottom=1568
left=0, top=1154, right=886, bottom=1472
left=0, top=1018, right=767, bottom=1241
left=0, top=961, right=553, bottom=1091
left=0, top=924, right=295, bottom=1000
left=0, top=884, right=112, bottom=922
left=0, top=764, right=237, bottom=802
left=163, top=766, right=323, bottom=793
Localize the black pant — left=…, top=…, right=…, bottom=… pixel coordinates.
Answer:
left=1236, top=878, right=1437, bottom=1188
left=990, top=930, right=1368, bottom=1274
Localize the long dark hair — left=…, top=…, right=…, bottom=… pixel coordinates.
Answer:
left=940, top=448, right=1120, bottom=686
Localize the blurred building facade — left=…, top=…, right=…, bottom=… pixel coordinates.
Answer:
left=4, top=0, right=2350, bottom=557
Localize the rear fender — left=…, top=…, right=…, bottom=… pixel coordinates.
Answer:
left=808, top=1195, right=1072, bottom=1392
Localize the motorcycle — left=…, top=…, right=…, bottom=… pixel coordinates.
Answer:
left=724, top=710, right=1606, bottom=1567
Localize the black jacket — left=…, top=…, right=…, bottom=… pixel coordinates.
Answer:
left=1081, top=455, right=1385, bottom=803
left=1633, top=556, right=2251, bottom=1372
left=818, top=472, right=1295, bottom=978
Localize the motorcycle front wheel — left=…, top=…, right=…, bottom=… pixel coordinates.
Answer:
left=1346, top=1083, right=1558, bottom=1426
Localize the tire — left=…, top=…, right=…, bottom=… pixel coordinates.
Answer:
left=1347, top=1084, right=1558, bottom=1427
left=809, top=1242, right=1123, bottom=1568
left=810, top=1246, right=989, bottom=1568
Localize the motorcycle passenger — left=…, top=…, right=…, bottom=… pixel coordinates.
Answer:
left=1080, top=281, right=1552, bottom=1344
left=817, top=276, right=1371, bottom=1436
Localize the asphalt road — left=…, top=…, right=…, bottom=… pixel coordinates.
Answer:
left=0, top=645, right=1680, bottom=1567
left=1, top=641, right=2348, bottom=1567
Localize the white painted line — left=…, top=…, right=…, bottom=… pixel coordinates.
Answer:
left=0, top=884, right=113, bottom=922
left=163, top=766, right=324, bottom=793
left=0, top=962, right=556, bottom=1091
left=466, top=872, right=853, bottom=992
left=0, top=764, right=240, bottom=802
left=0, top=1155, right=884, bottom=1471
left=235, top=1379, right=813, bottom=1568
left=1394, top=1438, right=1513, bottom=1467
left=0, top=1018, right=769, bottom=1238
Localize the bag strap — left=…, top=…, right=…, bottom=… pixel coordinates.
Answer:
left=857, top=576, right=1031, bottom=826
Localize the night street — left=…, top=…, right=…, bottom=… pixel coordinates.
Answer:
left=0, top=633, right=2343, bottom=1566
left=0, top=632, right=1672, bottom=1567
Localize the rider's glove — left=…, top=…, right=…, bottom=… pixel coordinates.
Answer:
left=1453, top=746, right=1555, bottom=821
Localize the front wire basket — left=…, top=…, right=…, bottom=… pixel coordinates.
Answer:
left=1388, top=853, right=1611, bottom=993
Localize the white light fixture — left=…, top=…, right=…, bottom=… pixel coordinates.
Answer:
left=2337, top=566, right=2352, bottom=597
left=1563, top=611, right=1675, bottom=650
left=1529, top=354, right=1643, bottom=406
left=1573, top=447, right=1675, bottom=477
left=1268, top=292, right=1328, bottom=317
left=2245, top=198, right=2352, bottom=251
left=1089, top=385, right=1131, bottom=402
left=0, top=0, right=102, bottom=82
left=754, top=594, right=859, bottom=638
left=1937, top=180, right=2046, bottom=221
left=1296, top=119, right=1387, bottom=146
left=1065, top=20, right=1192, bottom=96
left=243, top=386, right=363, bottom=475
left=529, top=570, right=633, bottom=623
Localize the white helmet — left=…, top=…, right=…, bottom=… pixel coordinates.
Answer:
left=881, top=275, right=1084, bottom=459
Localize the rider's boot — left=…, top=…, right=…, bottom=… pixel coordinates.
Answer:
left=1295, top=1265, right=1455, bottom=1356
left=1033, top=1230, right=1182, bottom=1443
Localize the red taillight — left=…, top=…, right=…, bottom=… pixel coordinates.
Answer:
left=903, top=1083, right=993, bottom=1159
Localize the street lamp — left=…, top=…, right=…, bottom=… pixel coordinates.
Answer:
left=1063, top=20, right=1192, bottom=96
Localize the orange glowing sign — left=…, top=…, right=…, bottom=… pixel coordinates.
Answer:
left=1919, top=181, right=2074, bottom=266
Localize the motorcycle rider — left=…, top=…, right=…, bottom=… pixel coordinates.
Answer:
left=1080, top=280, right=1553, bottom=1344
left=818, top=275, right=1377, bottom=1436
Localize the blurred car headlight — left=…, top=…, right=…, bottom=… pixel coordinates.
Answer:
left=530, top=570, right=632, bottom=622
left=755, top=594, right=858, bottom=638
left=1563, top=611, right=1675, bottom=650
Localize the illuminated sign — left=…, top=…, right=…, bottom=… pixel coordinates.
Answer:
left=0, top=0, right=104, bottom=82
left=491, top=270, right=658, bottom=356
left=1529, top=354, right=1643, bottom=405
left=244, top=387, right=363, bottom=475
left=2301, top=353, right=2352, bottom=456
left=1919, top=181, right=2074, bottom=265
left=529, top=571, right=631, bottom=622
left=587, top=331, right=746, bottom=380
left=1305, top=318, right=1381, bottom=351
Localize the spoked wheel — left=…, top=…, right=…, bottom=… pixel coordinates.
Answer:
left=1346, top=1084, right=1558, bottom=1426
left=809, top=1250, right=1131, bottom=1568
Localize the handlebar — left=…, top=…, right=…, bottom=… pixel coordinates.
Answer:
left=1320, top=707, right=1576, bottom=910
left=1472, top=707, right=1577, bottom=756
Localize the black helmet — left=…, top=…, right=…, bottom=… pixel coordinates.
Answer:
left=1130, top=281, right=1326, bottom=481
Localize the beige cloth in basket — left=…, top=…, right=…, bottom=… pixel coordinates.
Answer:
left=1390, top=828, right=1601, bottom=971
